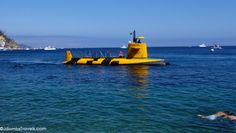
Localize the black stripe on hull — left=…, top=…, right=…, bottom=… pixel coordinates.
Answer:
left=101, top=58, right=114, bottom=65
left=65, top=58, right=80, bottom=64
left=110, top=61, right=119, bottom=65
left=86, top=61, right=93, bottom=65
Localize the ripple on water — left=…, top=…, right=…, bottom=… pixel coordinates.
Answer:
left=0, top=47, right=236, bottom=132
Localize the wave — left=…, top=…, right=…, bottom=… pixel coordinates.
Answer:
left=0, top=59, right=62, bottom=65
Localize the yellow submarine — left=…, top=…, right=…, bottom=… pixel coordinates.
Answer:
left=64, top=30, right=168, bottom=65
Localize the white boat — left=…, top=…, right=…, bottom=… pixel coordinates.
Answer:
left=44, top=46, right=56, bottom=50
left=212, top=44, right=222, bottom=49
left=0, top=47, right=8, bottom=51
left=199, top=44, right=207, bottom=48
left=121, top=45, right=127, bottom=49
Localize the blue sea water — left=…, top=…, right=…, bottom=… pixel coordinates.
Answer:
left=0, top=47, right=236, bottom=132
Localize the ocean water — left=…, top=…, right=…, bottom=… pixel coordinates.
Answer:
left=0, top=47, right=236, bottom=132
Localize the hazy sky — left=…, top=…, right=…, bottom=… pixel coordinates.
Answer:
left=1, top=0, right=236, bottom=47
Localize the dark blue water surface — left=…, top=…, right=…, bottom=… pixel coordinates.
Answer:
left=0, top=47, right=236, bottom=132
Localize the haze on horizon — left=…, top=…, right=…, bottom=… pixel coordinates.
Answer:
left=1, top=0, right=236, bottom=47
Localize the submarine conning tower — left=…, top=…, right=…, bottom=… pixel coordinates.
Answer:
left=127, top=30, right=148, bottom=59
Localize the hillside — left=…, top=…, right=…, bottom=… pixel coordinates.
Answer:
left=0, top=30, right=19, bottom=49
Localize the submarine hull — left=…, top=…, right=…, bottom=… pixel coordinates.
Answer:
left=64, top=57, right=167, bottom=65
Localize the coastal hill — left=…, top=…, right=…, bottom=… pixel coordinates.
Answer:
left=0, top=30, right=19, bottom=49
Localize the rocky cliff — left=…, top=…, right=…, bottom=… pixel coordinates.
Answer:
left=0, top=30, right=19, bottom=48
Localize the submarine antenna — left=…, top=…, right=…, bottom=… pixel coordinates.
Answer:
left=133, top=30, right=136, bottom=43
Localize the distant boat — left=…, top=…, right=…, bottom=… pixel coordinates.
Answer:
left=0, top=47, right=7, bottom=51
left=44, top=46, right=56, bottom=51
left=212, top=44, right=222, bottom=49
left=199, top=44, right=207, bottom=48
left=121, top=45, right=127, bottom=49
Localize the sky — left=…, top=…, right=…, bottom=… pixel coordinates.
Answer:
left=1, top=0, right=236, bottom=47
